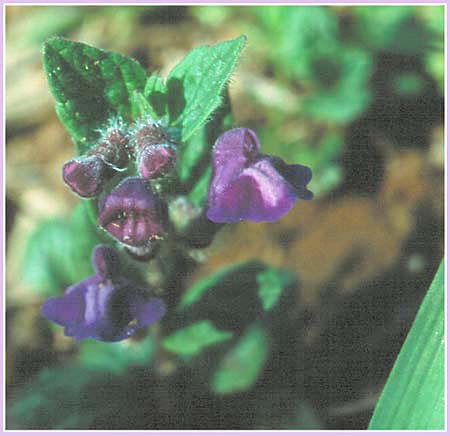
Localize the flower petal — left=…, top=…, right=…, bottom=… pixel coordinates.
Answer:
left=268, top=156, right=314, bottom=200
left=131, top=297, right=166, bottom=327
left=98, top=178, right=168, bottom=247
left=209, top=128, right=261, bottom=205
left=207, top=158, right=297, bottom=223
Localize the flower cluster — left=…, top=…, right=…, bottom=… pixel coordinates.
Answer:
left=44, top=120, right=312, bottom=342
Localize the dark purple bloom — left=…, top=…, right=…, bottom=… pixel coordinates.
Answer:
left=207, top=128, right=313, bottom=223
left=41, top=245, right=166, bottom=342
left=62, top=155, right=108, bottom=198
left=98, top=178, right=168, bottom=249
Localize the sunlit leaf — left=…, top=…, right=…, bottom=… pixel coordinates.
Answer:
left=162, top=320, right=233, bottom=357
left=211, top=322, right=269, bottom=394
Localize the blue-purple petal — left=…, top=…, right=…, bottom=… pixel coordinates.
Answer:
left=268, top=156, right=314, bottom=200
left=41, top=246, right=166, bottom=342
left=207, top=158, right=297, bottom=223
left=207, top=128, right=313, bottom=223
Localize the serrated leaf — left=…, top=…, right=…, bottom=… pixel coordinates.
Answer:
left=43, top=37, right=146, bottom=153
left=79, top=336, right=154, bottom=374
left=369, top=260, right=444, bottom=430
left=257, top=268, right=295, bottom=311
left=211, top=323, right=269, bottom=394
left=162, top=320, right=233, bottom=357
left=167, top=35, right=246, bottom=142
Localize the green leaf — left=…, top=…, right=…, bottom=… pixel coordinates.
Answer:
left=143, top=75, right=167, bottom=119
left=162, top=320, right=233, bottom=357
left=22, top=219, right=73, bottom=296
left=278, top=6, right=338, bottom=81
left=178, top=90, right=233, bottom=185
left=187, top=167, right=212, bottom=208
left=354, top=6, right=430, bottom=55
left=301, top=48, right=372, bottom=124
left=7, top=365, right=104, bottom=429
left=179, top=261, right=250, bottom=310
left=22, top=203, right=103, bottom=296
left=166, top=35, right=246, bottom=142
left=211, top=322, right=269, bottom=394
left=79, top=336, right=154, bottom=374
left=257, top=268, right=295, bottom=311
left=130, top=91, right=156, bottom=120
left=43, top=37, right=146, bottom=153
left=369, top=260, right=444, bottom=430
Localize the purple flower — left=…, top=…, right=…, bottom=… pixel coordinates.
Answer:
left=41, top=245, right=166, bottom=342
left=98, top=177, right=168, bottom=250
left=207, top=128, right=313, bottom=223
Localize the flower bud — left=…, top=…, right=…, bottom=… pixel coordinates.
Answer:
left=134, top=122, right=177, bottom=179
left=62, top=155, right=107, bottom=198
left=139, top=144, right=177, bottom=179
left=62, top=126, right=132, bottom=198
left=98, top=178, right=168, bottom=256
left=93, top=128, right=131, bottom=170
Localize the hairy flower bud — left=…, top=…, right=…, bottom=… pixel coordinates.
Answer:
left=62, top=155, right=108, bottom=198
left=62, top=125, right=132, bottom=198
left=91, top=128, right=131, bottom=171
left=134, top=121, right=177, bottom=179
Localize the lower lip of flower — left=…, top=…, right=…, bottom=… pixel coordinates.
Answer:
left=99, top=208, right=165, bottom=246
left=123, top=240, right=161, bottom=261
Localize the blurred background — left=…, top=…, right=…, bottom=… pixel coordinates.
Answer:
left=5, top=5, right=444, bottom=430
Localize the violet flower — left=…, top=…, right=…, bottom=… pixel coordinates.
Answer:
left=41, top=245, right=166, bottom=342
left=98, top=178, right=168, bottom=257
left=207, top=128, right=313, bottom=223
